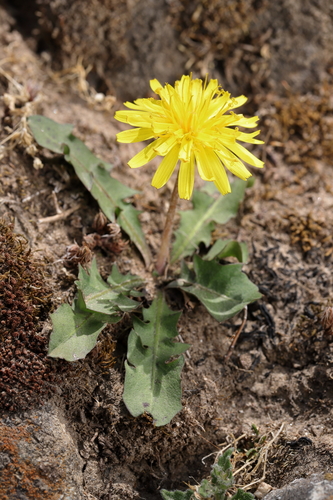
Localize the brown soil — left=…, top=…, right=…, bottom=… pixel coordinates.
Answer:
left=1, top=1, right=333, bottom=499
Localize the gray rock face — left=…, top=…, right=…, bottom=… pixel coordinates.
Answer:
left=6, top=0, right=333, bottom=99
left=250, top=0, right=333, bottom=93
left=0, top=403, right=84, bottom=500
left=263, top=474, right=333, bottom=500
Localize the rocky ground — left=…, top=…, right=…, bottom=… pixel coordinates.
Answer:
left=1, top=1, right=333, bottom=499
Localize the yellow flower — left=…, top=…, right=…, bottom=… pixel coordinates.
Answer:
left=114, top=75, right=264, bottom=200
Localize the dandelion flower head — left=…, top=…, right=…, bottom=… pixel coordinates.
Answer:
left=114, top=75, right=264, bottom=200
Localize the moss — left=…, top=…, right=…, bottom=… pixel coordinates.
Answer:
left=0, top=219, right=56, bottom=411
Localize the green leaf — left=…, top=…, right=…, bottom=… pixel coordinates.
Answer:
left=28, top=115, right=151, bottom=266
left=212, top=448, right=234, bottom=488
left=27, top=114, right=74, bottom=154
left=48, top=259, right=143, bottom=361
left=161, top=449, right=254, bottom=500
left=251, top=424, right=259, bottom=436
left=160, top=490, right=194, bottom=500
left=48, top=292, right=118, bottom=361
left=197, top=448, right=234, bottom=500
left=204, top=239, right=249, bottom=263
left=76, top=258, right=143, bottom=315
left=197, top=479, right=215, bottom=498
left=245, top=448, right=257, bottom=458
left=171, top=190, right=214, bottom=263
left=123, top=292, right=190, bottom=426
left=171, top=179, right=248, bottom=264
left=117, top=204, right=151, bottom=268
left=231, top=490, right=255, bottom=500
left=168, top=256, right=261, bottom=322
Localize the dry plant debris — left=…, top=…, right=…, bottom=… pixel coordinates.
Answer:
left=286, top=213, right=333, bottom=257
left=62, top=213, right=127, bottom=269
left=201, top=424, right=285, bottom=494
left=51, top=58, right=116, bottom=111
left=320, top=305, right=333, bottom=336
left=0, top=66, right=41, bottom=163
left=168, top=0, right=262, bottom=69
left=261, top=80, right=333, bottom=167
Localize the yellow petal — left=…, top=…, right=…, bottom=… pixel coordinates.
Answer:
left=190, top=79, right=203, bottom=109
left=214, top=127, right=241, bottom=143
left=216, top=150, right=252, bottom=180
left=178, top=157, right=195, bottom=200
left=226, top=142, right=264, bottom=168
left=114, top=110, right=152, bottom=128
left=128, top=138, right=164, bottom=168
left=178, top=136, right=193, bottom=163
left=178, top=75, right=191, bottom=102
left=236, top=130, right=264, bottom=145
left=152, top=80, right=173, bottom=103
left=150, top=79, right=163, bottom=94
left=152, top=122, right=178, bottom=134
left=229, top=95, right=247, bottom=109
left=132, top=98, right=163, bottom=113
left=207, top=92, right=231, bottom=118
left=151, top=145, right=180, bottom=188
left=168, top=90, right=185, bottom=125
left=207, top=113, right=242, bottom=130
left=123, top=101, right=142, bottom=110
left=153, top=135, right=178, bottom=156
left=114, top=110, right=130, bottom=124
left=227, top=115, right=259, bottom=128
left=194, top=146, right=215, bottom=181
left=213, top=165, right=231, bottom=195
left=226, top=162, right=252, bottom=180
left=196, top=130, right=227, bottom=146
left=203, top=79, right=219, bottom=100
left=202, top=148, right=231, bottom=194
left=116, top=128, right=155, bottom=143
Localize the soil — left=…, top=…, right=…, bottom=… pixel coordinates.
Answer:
left=1, top=1, right=333, bottom=499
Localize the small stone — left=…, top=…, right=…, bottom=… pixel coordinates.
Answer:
left=94, top=92, right=105, bottom=102
left=239, top=353, right=253, bottom=370
left=254, top=481, right=273, bottom=498
left=33, top=157, right=43, bottom=169
left=25, top=144, right=38, bottom=156
left=0, top=451, right=11, bottom=469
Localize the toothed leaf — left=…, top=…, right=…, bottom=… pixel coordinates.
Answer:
left=76, top=258, right=143, bottom=315
left=48, top=292, right=118, bottom=361
left=168, top=255, right=261, bottom=322
left=123, top=292, right=190, bottom=426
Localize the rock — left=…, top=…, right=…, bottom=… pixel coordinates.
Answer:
left=9, top=0, right=333, bottom=100
left=263, top=474, right=333, bottom=500
left=250, top=0, right=333, bottom=93
left=0, top=403, right=84, bottom=500
left=255, top=481, right=273, bottom=498
left=7, top=0, right=186, bottom=100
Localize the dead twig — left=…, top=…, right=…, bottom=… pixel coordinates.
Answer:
left=38, top=204, right=81, bottom=224
left=224, top=306, right=248, bottom=362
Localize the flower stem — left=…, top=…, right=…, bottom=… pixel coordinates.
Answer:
left=155, top=175, right=179, bottom=275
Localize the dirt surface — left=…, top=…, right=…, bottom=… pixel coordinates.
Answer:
left=1, top=1, right=333, bottom=499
